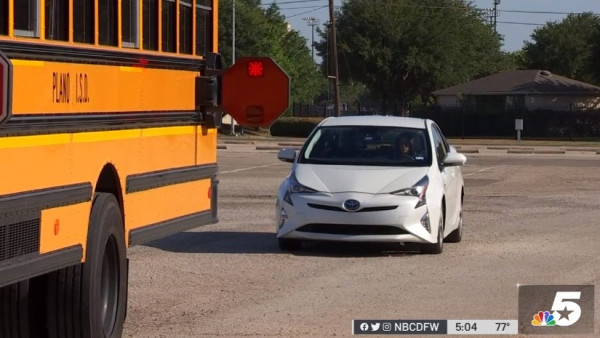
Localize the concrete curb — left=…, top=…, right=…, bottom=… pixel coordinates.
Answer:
left=255, top=146, right=300, bottom=151
left=563, top=147, right=600, bottom=152
left=223, top=140, right=255, bottom=145
left=216, top=142, right=598, bottom=155
left=278, top=142, right=304, bottom=147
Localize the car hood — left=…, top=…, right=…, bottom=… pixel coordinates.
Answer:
left=294, top=164, right=429, bottom=194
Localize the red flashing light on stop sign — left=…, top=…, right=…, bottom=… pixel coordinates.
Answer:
left=247, top=61, right=264, bottom=78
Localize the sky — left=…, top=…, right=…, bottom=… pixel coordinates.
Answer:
left=262, top=0, right=600, bottom=56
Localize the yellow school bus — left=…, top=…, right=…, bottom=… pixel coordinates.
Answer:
left=0, top=1, right=289, bottom=336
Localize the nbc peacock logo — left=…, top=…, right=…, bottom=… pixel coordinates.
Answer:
left=531, top=311, right=556, bottom=326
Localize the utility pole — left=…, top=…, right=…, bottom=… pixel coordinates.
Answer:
left=231, top=0, right=236, bottom=135
left=232, top=0, right=236, bottom=63
left=493, top=0, right=500, bottom=33
left=328, top=0, right=341, bottom=117
left=303, top=17, right=320, bottom=61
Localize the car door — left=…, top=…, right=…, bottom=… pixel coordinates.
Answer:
left=431, top=124, right=460, bottom=231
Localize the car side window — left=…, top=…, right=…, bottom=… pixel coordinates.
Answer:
left=431, top=125, right=447, bottom=166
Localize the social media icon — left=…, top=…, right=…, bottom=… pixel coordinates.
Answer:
left=382, top=322, right=392, bottom=331
left=359, top=323, right=369, bottom=331
left=370, top=323, right=381, bottom=331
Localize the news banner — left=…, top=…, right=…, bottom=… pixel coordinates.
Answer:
left=353, top=320, right=518, bottom=335
left=353, top=285, right=595, bottom=335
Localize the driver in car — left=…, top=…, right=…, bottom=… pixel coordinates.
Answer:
left=395, top=134, right=415, bottom=160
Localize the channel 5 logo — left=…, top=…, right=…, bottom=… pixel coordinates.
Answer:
left=519, top=285, right=594, bottom=334
left=531, top=291, right=581, bottom=327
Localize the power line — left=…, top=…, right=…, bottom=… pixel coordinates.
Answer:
left=239, top=2, right=598, bottom=28
left=286, top=5, right=328, bottom=18
left=272, top=5, right=328, bottom=10
left=261, top=0, right=326, bottom=6
left=500, top=9, right=600, bottom=16
left=497, top=21, right=545, bottom=26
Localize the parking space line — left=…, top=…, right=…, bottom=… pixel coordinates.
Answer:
left=464, top=166, right=501, bottom=177
left=220, top=163, right=283, bottom=174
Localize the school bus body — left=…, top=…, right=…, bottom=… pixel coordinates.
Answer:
left=0, top=1, right=224, bottom=335
left=0, top=0, right=289, bottom=335
left=0, top=38, right=219, bottom=288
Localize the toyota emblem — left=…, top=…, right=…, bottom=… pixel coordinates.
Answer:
left=343, top=199, right=360, bottom=211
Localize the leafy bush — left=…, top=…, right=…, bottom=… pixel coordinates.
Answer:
left=269, top=117, right=324, bottom=137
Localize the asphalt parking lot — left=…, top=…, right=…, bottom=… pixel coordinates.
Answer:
left=122, top=140, right=600, bottom=337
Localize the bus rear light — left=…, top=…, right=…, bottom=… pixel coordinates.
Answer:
left=208, top=187, right=212, bottom=199
left=54, top=219, right=60, bottom=235
left=138, top=58, right=149, bottom=67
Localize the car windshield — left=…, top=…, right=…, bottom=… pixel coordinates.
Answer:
left=298, top=125, right=431, bottom=166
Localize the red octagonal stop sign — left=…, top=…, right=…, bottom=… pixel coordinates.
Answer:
left=222, top=57, right=290, bottom=127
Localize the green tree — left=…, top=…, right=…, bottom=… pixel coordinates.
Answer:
left=315, top=0, right=507, bottom=113
left=218, top=0, right=322, bottom=109
left=509, top=50, right=530, bottom=70
left=523, top=13, right=600, bottom=85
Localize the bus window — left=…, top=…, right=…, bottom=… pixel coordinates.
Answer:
left=179, top=0, right=193, bottom=54
left=143, top=0, right=158, bottom=50
left=122, top=0, right=139, bottom=48
left=45, top=0, right=69, bottom=41
left=15, top=0, right=40, bottom=37
left=162, top=0, right=176, bottom=52
left=99, top=0, right=118, bottom=46
left=195, top=3, right=212, bottom=56
left=0, top=1, right=7, bottom=35
left=73, top=0, right=94, bottom=43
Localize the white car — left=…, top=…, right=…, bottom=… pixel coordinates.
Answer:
left=275, top=116, right=466, bottom=254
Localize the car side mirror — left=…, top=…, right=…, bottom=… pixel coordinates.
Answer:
left=277, top=148, right=297, bottom=163
left=443, top=152, right=467, bottom=166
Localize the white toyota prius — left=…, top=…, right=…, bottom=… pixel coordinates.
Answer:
left=275, top=116, right=466, bottom=254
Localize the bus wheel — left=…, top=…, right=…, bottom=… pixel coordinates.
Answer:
left=47, top=193, right=127, bottom=338
left=0, top=281, right=31, bottom=337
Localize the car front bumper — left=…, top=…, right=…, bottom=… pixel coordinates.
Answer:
left=275, top=192, right=436, bottom=244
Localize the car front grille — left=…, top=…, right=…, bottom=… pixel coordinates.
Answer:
left=307, top=203, right=398, bottom=212
left=296, top=223, right=408, bottom=235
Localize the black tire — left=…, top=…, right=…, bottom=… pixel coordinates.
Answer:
left=0, top=276, right=46, bottom=338
left=278, top=238, right=301, bottom=251
left=47, top=193, right=127, bottom=338
left=446, top=199, right=463, bottom=243
left=0, top=281, right=29, bottom=338
left=420, top=211, right=444, bottom=254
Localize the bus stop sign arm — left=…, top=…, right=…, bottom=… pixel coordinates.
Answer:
left=221, top=57, right=290, bottom=127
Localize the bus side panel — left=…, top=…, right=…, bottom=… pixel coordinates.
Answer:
left=196, top=126, right=218, bottom=164
left=0, top=126, right=205, bottom=261
left=40, top=203, right=91, bottom=256
left=0, top=127, right=197, bottom=194
left=11, top=60, right=197, bottom=115
left=125, top=179, right=211, bottom=233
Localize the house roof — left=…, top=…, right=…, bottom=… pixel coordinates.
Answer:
left=433, top=70, right=600, bottom=96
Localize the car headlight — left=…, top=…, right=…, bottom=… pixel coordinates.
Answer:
left=390, top=175, right=429, bottom=208
left=284, top=173, right=317, bottom=205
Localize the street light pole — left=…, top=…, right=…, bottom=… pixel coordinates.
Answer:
left=232, top=0, right=236, bottom=63
left=303, top=17, right=320, bottom=61
left=328, top=0, right=341, bottom=117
